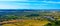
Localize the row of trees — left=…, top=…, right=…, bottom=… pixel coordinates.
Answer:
left=0, top=14, right=41, bottom=22
left=0, top=15, right=19, bottom=22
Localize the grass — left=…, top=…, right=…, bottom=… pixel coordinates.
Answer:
left=2, top=19, right=49, bottom=26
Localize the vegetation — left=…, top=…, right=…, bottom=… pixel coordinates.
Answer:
left=44, top=21, right=60, bottom=26
left=2, top=20, right=49, bottom=26
left=0, top=9, right=60, bottom=26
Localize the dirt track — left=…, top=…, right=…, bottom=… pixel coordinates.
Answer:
left=0, top=20, right=23, bottom=25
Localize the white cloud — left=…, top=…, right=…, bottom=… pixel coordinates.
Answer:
left=0, top=0, right=28, bottom=1
left=41, top=1, right=60, bottom=4
left=0, top=4, right=20, bottom=9
left=0, top=3, right=30, bottom=9
left=0, top=1, right=29, bottom=9
left=0, top=5, right=29, bottom=9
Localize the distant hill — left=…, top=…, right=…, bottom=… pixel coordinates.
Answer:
left=0, top=9, right=60, bottom=16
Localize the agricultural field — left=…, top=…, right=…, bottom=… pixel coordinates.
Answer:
left=0, top=9, right=60, bottom=26
left=2, top=20, right=49, bottom=26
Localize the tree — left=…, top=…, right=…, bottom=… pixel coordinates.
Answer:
left=44, top=20, right=60, bottom=26
left=25, top=14, right=39, bottom=17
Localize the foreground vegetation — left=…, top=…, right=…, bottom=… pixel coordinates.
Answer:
left=2, top=20, right=49, bottom=26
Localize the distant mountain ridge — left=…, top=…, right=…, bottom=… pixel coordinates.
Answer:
left=0, top=9, right=60, bottom=12
left=0, top=9, right=60, bottom=11
left=0, top=9, right=38, bottom=11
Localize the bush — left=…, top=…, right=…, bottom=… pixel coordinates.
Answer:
left=44, top=21, right=60, bottom=26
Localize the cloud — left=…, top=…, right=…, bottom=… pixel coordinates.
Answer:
left=0, top=2, right=30, bottom=9
left=41, top=1, right=60, bottom=4
left=0, top=0, right=59, bottom=9
left=0, top=0, right=28, bottom=1
left=0, top=4, right=20, bottom=9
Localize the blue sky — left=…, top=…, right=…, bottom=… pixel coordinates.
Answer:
left=0, top=0, right=60, bottom=9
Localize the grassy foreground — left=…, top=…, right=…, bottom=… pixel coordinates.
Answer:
left=2, top=20, right=49, bottom=26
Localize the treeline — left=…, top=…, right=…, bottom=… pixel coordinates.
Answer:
left=0, top=14, right=41, bottom=22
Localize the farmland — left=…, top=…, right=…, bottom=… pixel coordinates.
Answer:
left=0, top=9, right=60, bottom=26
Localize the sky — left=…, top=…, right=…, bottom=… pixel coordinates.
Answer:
left=0, top=0, right=60, bottom=9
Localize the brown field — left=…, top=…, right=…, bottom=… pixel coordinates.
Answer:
left=2, top=20, right=49, bottom=26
